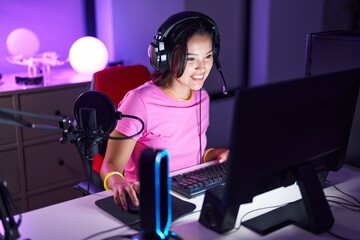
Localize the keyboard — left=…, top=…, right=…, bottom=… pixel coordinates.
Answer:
left=171, top=161, right=227, bottom=198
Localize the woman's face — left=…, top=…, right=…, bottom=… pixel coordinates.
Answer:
left=171, top=34, right=214, bottom=91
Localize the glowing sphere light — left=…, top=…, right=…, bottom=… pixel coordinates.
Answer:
left=69, top=36, right=109, bottom=75
left=6, top=28, right=40, bottom=57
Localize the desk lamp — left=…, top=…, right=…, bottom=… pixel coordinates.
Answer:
left=68, top=36, right=108, bottom=75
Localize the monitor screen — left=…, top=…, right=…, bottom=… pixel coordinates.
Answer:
left=199, top=68, right=360, bottom=234
left=305, top=30, right=360, bottom=168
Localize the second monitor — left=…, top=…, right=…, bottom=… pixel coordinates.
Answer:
left=199, top=68, right=360, bottom=234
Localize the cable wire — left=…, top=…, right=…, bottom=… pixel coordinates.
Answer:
left=106, top=114, right=144, bottom=140
left=324, top=182, right=360, bottom=240
left=81, top=219, right=140, bottom=240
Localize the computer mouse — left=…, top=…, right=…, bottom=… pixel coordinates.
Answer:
left=125, top=193, right=140, bottom=213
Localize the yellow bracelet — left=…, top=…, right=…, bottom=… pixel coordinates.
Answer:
left=103, top=171, right=125, bottom=190
left=203, top=148, right=215, bottom=163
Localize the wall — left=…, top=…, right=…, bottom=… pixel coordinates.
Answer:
left=95, top=0, right=185, bottom=69
left=249, top=0, right=325, bottom=86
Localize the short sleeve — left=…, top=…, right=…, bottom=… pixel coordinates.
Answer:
left=115, top=91, right=147, bottom=140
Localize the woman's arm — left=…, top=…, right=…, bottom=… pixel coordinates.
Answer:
left=100, top=130, right=139, bottom=210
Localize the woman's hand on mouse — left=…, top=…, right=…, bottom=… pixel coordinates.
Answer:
left=112, top=181, right=140, bottom=211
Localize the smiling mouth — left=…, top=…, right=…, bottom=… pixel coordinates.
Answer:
left=192, top=75, right=204, bottom=81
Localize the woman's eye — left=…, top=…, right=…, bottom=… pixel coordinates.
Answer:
left=206, top=54, right=213, bottom=59
left=187, top=57, right=195, bottom=61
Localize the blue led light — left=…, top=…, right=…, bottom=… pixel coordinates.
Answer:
left=154, top=149, right=172, bottom=239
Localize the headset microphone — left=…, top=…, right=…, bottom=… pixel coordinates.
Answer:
left=214, top=59, right=228, bottom=95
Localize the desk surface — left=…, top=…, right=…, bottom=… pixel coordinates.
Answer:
left=2, top=164, right=360, bottom=240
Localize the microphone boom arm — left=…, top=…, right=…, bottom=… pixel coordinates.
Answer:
left=0, top=180, right=21, bottom=240
left=0, top=107, right=78, bottom=143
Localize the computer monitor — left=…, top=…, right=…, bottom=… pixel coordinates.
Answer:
left=199, top=68, right=360, bottom=234
left=305, top=30, right=360, bottom=168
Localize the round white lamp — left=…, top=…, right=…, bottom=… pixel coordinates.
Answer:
left=68, top=36, right=109, bottom=75
left=6, top=28, right=40, bottom=58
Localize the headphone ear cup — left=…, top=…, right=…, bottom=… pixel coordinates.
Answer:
left=148, top=42, right=160, bottom=72
left=148, top=38, right=168, bottom=73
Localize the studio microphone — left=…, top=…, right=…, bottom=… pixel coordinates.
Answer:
left=74, top=91, right=117, bottom=138
left=74, top=91, right=145, bottom=142
left=78, top=108, right=99, bottom=160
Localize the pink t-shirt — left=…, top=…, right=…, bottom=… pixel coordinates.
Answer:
left=115, top=81, right=209, bottom=182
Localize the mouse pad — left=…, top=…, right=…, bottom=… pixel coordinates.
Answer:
left=95, top=194, right=196, bottom=230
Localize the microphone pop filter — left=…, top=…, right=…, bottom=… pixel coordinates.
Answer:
left=74, top=91, right=118, bottom=135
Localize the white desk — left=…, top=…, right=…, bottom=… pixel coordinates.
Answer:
left=2, top=164, right=360, bottom=240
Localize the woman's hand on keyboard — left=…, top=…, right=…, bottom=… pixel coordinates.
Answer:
left=216, top=148, right=230, bottom=163
left=204, top=148, right=230, bottom=163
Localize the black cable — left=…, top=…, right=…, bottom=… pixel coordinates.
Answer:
left=325, top=183, right=360, bottom=211
left=229, top=202, right=292, bottom=234
left=100, top=235, right=134, bottom=240
left=332, top=184, right=360, bottom=206
left=327, top=199, right=360, bottom=211
left=81, top=219, right=140, bottom=240
left=199, top=89, right=203, bottom=164
left=326, top=230, right=354, bottom=240
left=327, top=195, right=359, bottom=206
left=326, top=195, right=360, bottom=211
left=323, top=184, right=360, bottom=240
left=86, top=160, right=93, bottom=194
left=107, top=114, right=144, bottom=140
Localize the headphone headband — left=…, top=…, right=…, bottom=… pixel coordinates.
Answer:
left=148, top=11, right=221, bottom=73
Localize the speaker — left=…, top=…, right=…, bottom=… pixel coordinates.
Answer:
left=198, top=185, right=240, bottom=233
left=148, top=11, right=221, bottom=73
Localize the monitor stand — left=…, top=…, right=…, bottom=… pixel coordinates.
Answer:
left=242, top=162, right=334, bottom=234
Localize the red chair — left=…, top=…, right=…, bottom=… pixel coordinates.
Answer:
left=91, top=64, right=151, bottom=173
left=75, top=64, right=151, bottom=194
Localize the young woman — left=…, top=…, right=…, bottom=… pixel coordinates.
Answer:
left=100, top=11, right=229, bottom=210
